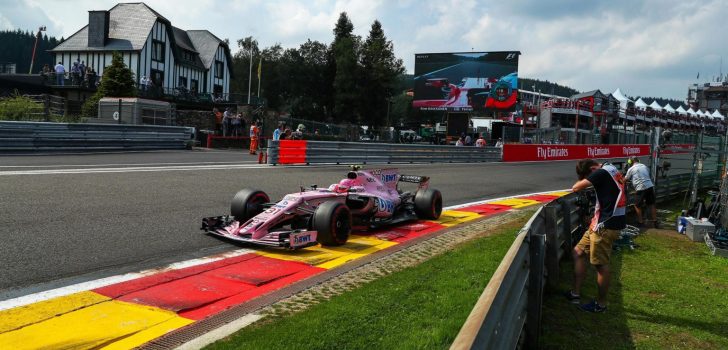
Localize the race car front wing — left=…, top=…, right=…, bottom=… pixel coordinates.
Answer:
left=201, top=216, right=318, bottom=249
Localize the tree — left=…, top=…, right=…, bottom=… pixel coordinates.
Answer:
left=331, top=12, right=359, bottom=123
left=359, top=20, right=405, bottom=128
left=81, top=51, right=135, bottom=117
left=98, top=51, right=136, bottom=96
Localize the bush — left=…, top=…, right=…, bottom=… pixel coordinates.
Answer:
left=0, top=94, right=44, bottom=121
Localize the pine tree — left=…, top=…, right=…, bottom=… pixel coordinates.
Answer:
left=97, top=51, right=136, bottom=97
left=360, top=20, right=404, bottom=128
left=331, top=12, right=359, bottom=123
left=81, top=51, right=135, bottom=117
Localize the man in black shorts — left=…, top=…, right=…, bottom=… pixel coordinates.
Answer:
left=625, top=157, right=657, bottom=228
left=566, top=159, right=627, bottom=313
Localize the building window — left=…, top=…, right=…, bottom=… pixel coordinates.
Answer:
left=151, top=69, right=164, bottom=87
left=151, top=40, right=165, bottom=62
left=178, top=76, right=187, bottom=88
left=215, top=60, right=223, bottom=79
left=190, top=79, right=198, bottom=93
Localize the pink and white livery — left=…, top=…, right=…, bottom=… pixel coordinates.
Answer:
left=201, top=167, right=442, bottom=249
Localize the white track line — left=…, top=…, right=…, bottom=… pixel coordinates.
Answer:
left=0, top=161, right=260, bottom=168
left=0, top=163, right=271, bottom=176
left=0, top=188, right=570, bottom=312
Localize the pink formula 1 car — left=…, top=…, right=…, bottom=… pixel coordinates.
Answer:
left=201, top=168, right=442, bottom=249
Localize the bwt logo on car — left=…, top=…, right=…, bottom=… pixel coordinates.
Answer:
left=587, top=147, right=610, bottom=158
left=623, top=146, right=642, bottom=155
left=293, top=233, right=312, bottom=245
left=380, top=174, right=397, bottom=183
left=537, top=147, right=568, bottom=160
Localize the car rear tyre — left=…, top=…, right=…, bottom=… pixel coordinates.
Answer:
left=314, top=201, right=352, bottom=246
left=231, top=189, right=270, bottom=222
left=414, top=189, right=442, bottom=220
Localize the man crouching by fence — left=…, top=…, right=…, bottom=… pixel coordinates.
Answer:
left=565, top=158, right=626, bottom=313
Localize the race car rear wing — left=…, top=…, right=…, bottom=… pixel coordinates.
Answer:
left=398, top=175, right=430, bottom=189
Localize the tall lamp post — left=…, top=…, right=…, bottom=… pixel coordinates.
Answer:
left=29, top=25, right=47, bottom=74
left=247, top=44, right=253, bottom=104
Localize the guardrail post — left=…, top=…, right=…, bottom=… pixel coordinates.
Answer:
left=543, top=204, right=560, bottom=290
left=526, top=231, right=546, bottom=349
left=559, top=198, right=573, bottom=249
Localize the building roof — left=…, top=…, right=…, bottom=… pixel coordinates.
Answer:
left=49, top=2, right=233, bottom=75
left=51, top=3, right=161, bottom=52
left=570, top=89, right=606, bottom=100
left=187, top=30, right=231, bottom=69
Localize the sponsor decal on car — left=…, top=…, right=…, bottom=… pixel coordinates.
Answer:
left=375, top=197, right=395, bottom=213
left=380, top=173, right=398, bottom=183
left=290, top=231, right=314, bottom=248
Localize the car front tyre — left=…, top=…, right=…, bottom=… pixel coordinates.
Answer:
left=314, top=201, right=352, bottom=246
left=231, top=189, right=270, bottom=222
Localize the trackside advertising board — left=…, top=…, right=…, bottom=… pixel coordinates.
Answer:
left=413, top=51, right=520, bottom=112
left=502, top=144, right=650, bottom=162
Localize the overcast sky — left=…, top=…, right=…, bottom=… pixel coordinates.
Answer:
left=3, top=0, right=727, bottom=100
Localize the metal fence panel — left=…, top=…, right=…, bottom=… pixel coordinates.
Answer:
left=0, top=121, right=192, bottom=153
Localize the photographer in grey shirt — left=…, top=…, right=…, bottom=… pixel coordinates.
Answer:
left=625, top=157, right=658, bottom=228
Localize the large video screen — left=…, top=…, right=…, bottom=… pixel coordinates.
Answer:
left=413, top=51, right=520, bottom=112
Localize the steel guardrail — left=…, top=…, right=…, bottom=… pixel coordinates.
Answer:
left=0, top=121, right=193, bottom=153
left=266, top=140, right=502, bottom=165
left=451, top=172, right=718, bottom=349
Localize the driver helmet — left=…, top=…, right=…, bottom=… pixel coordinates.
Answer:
left=334, top=172, right=360, bottom=193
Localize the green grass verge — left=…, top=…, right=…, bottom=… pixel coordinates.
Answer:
left=207, top=219, right=526, bottom=350
left=541, top=230, right=728, bottom=349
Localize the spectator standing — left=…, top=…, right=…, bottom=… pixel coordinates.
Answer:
left=222, top=108, right=231, bottom=136
left=140, top=75, right=148, bottom=94
left=272, top=123, right=285, bottom=141
left=455, top=137, right=464, bottom=146
left=625, top=157, right=658, bottom=228
left=567, top=159, right=626, bottom=313
left=41, top=64, right=51, bottom=80
left=54, top=62, right=65, bottom=85
left=213, top=108, right=222, bottom=135
left=231, top=113, right=242, bottom=136
left=495, top=138, right=504, bottom=148
left=282, top=128, right=292, bottom=140
left=249, top=121, right=260, bottom=154
left=79, top=61, right=86, bottom=84
left=464, top=134, right=472, bottom=146
left=475, top=135, right=486, bottom=147
left=71, top=61, right=80, bottom=85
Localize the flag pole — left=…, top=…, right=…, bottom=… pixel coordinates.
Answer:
left=247, top=45, right=252, bottom=104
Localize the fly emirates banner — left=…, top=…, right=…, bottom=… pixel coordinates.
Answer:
left=502, top=144, right=650, bottom=162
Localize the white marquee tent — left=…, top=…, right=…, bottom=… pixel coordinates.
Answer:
left=675, top=106, right=688, bottom=115
left=687, top=107, right=697, bottom=116
left=712, top=110, right=725, bottom=120
left=611, top=88, right=633, bottom=109
left=635, top=98, right=648, bottom=109
left=649, top=101, right=663, bottom=111
left=664, top=104, right=676, bottom=113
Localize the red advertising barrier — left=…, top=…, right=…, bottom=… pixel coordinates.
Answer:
left=278, top=140, right=307, bottom=164
left=502, top=144, right=651, bottom=162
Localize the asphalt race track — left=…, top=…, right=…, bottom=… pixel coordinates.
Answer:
left=0, top=149, right=695, bottom=298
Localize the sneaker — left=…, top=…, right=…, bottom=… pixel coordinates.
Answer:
left=580, top=299, right=607, bottom=313
left=564, top=290, right=581, bottom=304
